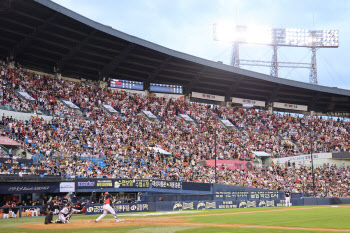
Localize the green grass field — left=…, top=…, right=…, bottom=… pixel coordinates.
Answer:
left=1, top=205, right=350, bottom=233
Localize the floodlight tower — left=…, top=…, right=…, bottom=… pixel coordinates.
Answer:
left=213, top=24, right=339, bottom=84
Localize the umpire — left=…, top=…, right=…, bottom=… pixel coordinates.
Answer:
left=44, top=198, right=56, bottom=224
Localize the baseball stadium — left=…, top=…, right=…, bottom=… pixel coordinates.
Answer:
left=0, top=0, right=350, bottom=232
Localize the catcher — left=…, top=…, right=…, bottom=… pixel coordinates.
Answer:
left=55, top=204, right=82, bottom=224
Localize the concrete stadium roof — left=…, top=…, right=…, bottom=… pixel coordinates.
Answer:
left=0, top=0, right=349, bottom=113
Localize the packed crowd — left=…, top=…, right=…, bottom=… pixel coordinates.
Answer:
left=1, top=64, right=350, bottom=196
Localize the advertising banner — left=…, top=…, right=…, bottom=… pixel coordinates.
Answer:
left=85, top=203, right=149, bottom=215
left=114, top=179, right=150, bottom=188
left=157, top=200, right=284, bottom=212
left=206, top=160, right=253, bottom=170
left=0, top=182, right=59, bottom=194
left=60, top=182, right=75, bottom=192
left=273, top=102, right=308, bottom=111
left=75, top=178, right=114, bottom=189
left=215, top=191, right=281, bottom=199
left=231, top=97, right=265, bottom=107
left=191, top=92, right=225, bottom=102
left=151, top=180, right=181, bottom=189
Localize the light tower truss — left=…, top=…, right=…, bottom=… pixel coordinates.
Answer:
left=213, top=24, right=339, bottom=84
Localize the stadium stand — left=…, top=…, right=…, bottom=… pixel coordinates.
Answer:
left=0, top=64, right=350, bottom=197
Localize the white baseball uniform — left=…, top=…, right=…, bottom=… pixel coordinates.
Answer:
left=96, top=194, right=121, bottom=222
left=57, top=206, right=69, bottom=223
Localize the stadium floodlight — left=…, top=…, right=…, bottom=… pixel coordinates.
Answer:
left=214, top=23, right=273, bottom=45
left=213, top=23, right=339, bottom=48
left=213, top=22, right=339, bottom=84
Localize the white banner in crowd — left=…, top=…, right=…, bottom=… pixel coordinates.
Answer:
left=191, top=92, right=225, bottom=102
left=60, top=182, right=75, bottom=192
left=273, top=102, right=308, bottom=111
left=231, top=97, right=265, bottom=107
left=221, top=119, right=234, bottom=127
left=179, top=114, right=194, bottom=122
left=17, top=91, right=36, bottom=101
left=274, top=153, right=329, bottom=165
left=142, top=110, right=157, bottom=119
left=102, top=104, right=118, bottom=114
left=61, top=100, right=80, bottom=109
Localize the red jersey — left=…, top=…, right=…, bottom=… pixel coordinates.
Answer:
left=104, top=194, right=112, bottom=205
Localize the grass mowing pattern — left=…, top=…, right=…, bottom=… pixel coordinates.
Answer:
left=183, top=207, right=350, bottom=229
left=177, top=227, right=332, bottom=233
left=1, top=206, right=350, bottom=233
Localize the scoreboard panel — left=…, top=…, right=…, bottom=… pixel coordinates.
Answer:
left=110, top=79, right=143, bottom=91
left=150, top=83, right=183, bottom=94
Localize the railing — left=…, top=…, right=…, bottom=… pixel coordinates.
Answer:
left=0, top=174, right=71, bottom=182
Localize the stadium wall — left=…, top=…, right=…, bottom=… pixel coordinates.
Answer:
left=84, top=197, right=348, bottom=215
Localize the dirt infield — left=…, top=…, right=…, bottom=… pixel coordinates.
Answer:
left=18, top=207, right=350, bottom=232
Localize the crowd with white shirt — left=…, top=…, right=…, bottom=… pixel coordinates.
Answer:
left=0, top=64, right=350, bottom=196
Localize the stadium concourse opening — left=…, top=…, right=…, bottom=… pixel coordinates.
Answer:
left=0, top=0, right=350, bottom=223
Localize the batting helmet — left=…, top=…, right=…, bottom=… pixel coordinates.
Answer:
left=104, top=192, right=109, bottom=195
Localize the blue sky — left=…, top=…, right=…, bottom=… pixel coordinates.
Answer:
left=52, top=0, right=350, bottom=90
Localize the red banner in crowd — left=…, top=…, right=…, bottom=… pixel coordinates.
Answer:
left=206, top=160, right=253, bottom=170
left=0, top=137, right=21, bottom=146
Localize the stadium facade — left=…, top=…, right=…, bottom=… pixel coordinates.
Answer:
left=0, top=0, right=349, bottom=114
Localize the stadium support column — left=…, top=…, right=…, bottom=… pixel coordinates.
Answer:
left=230, top=43, right=240, bottom=68
left=309, top=31, right=318, bottom=85
left=270, top=29, right=278, bottom=77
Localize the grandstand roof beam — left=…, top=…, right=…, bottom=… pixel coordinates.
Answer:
left=11, top=12, right=59, bottom=58
left=83, top=42, right=121, bottom=54
left=268, top=84, right=281, bottom=103
left=11, top=9, right=91, bottom=38
left=76, top=49, right=115, bottom=60
left=230, top=76, right=244, bottom=94
left=1, top=17, right=36, bottom=31
left=112, top=71, right=145, bottom=82
left=0, top=0, right=12, bottom=14
left=186, top=73, right=202, bottom=94
left=29, top=45, right=66, bottom=57
left=328, top=102, right=336, bottom=112
left=111, top=66, right=151, bottom=78
left=57, top=29, right=97, bottom=71
left=99, top=43, right=135, bottom=79
left=22, top=53, right=57, bottom=63
left=147, top=56, right=172, bottom=83
left=64, top=63, right=99, bottom=73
